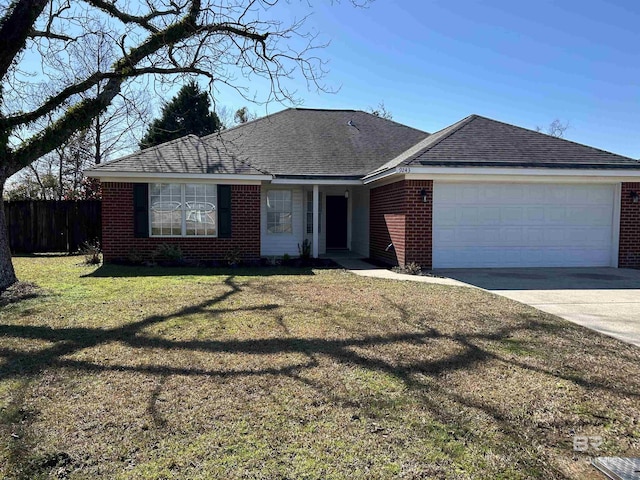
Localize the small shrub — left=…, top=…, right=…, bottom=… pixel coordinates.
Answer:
left=297, top=239, right=311, bottom=260
left=126, top=249, right=144, bottom=265
left=281, top=253, right=291, bottom=266
left=224, top=247, right=242, bottom=267
left=152, top=244, right=184, bottom=265
left=80, top=240, right=101, bottom=265
left=392, top=262, right=422, bottom=275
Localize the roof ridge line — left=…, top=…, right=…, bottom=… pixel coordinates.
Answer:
left=293, top=107, right=358, bottom=112
left=354, top=109, right=430, bottom=134
left=202, top=107, right=293, bottom=139
left=413, top=114, right=478, bottom=155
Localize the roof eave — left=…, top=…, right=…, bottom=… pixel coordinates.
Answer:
left=84, top=170, right=272, bottom=182
left=270, top=175, right=363, bottom=185
left=363, top=164, right=640, bottom=185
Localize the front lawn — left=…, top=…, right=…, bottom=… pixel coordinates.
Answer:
left=1, top=256, right=638, bottom=479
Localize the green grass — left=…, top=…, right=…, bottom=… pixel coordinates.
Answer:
left=1, top=256, right=639, bottom=479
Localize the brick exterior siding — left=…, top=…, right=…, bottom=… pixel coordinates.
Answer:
left=101, top=182, right=260, bottom=263
left=369, top=180, right=433, bottom=268
left=619, top=182, right=640, bottom=269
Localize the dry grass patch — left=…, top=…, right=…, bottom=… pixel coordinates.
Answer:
left=0, top=256, right=638, bottom=479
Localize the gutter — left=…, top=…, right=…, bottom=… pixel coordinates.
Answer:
left=83, top=170, right=273, bottom=182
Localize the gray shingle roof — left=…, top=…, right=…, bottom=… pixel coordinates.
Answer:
left=204, top=108, right=429, bottom=176
left=388, top=115, right=640, bottom=170
left=88, top=111, right=640, bottom=179
left=86, top=134, right=264, bottom=175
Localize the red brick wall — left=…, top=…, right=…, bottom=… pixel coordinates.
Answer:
left=383, top=214, right=406, bottom=265
left=370, top=181, right=406, bottom=265
left=404, top=180, right=433, bottom=267
left=369, top=180, right=433, bottom=268
left=102, top=182, right=261, bottom=263
left=619, top=182, right=640, bottom=269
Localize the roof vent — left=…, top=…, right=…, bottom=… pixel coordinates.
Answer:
left=348, top=119, right=359, bottom=130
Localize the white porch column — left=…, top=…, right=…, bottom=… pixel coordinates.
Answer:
left=312, top=184, right=319, bottom=258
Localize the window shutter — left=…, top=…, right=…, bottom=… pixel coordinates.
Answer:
left=218, top=185, right=232, bottom=238
left=133, top=183, right=149, bottom=238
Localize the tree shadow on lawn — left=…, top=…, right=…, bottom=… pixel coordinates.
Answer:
left=0, top=275, right=638, bottom=478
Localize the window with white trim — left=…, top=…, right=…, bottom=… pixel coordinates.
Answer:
left=306, top=191, right=322, bottom=234
left=266, top=190, right=292, bottom=234
left=150, top=183, right=217, bottom=237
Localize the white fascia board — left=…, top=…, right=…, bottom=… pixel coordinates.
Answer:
left=363, top=166, right=640, bottom=185
left=270, top=178, right=363, bottom=185
left=84, top=170, right=272, bottom=184
left=362, top=169, right=399, bottom=184
left=406, top=166, right=640, bottom=178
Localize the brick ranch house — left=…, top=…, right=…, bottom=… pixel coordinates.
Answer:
left=86, top=108, right=640, bottom=269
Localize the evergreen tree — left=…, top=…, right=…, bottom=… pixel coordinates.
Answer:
left=140, top=82, right=221, bottom=148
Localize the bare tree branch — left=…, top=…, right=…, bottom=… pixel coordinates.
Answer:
left=83, top=0, right=182, bottom=33
left=0, top=0, right=50, bottom=80
left=0, top=0, right=371, bottom=287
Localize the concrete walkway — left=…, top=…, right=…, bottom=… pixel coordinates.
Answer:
left=329, top=255, right=471, bottom=287
left=330, top=254, right=640, bottom=348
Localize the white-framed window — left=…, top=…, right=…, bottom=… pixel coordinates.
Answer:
left=266, top=190, right=292, bottom=234
left=306, top=191, right=322, bottom=234
left=150, top=183, right=217, bottom=237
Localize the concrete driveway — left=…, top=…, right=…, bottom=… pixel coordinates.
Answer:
left=433, top=267, right=640, bottom=347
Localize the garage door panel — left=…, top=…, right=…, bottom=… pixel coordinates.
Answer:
left=567, top=188, right=589, bottom=203
left=461, top=188, right=480, bottom=203
left=478, top=207, right=501, bottom=224
left=433, top=183, right=615, bottom=268
left=525, top=228, right=545, bottom=243
left=459, top=206, right=480, bottom=225
left=433, top=227, right=456, bottom=243
left=478, top=228, right=501, bottom=243
left=433, top=206, right=457, bottom=225
left=588, top=188, right=614, bottom=204
left=435, top=247, right=612, bottom=268
left=526, top=186, right=546, bottom=202
left=525, top=207, right=545, bottom=223
left=548, top=187, right=568, bottom=203
left=547, top=207, right=566, bottom=223
left=479, top=186, right=501, bottom=202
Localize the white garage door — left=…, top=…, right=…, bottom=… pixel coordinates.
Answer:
left=433, top=183, right=616, bottom=268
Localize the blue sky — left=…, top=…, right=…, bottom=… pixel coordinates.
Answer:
left=220, top=0, right=639, bottom=158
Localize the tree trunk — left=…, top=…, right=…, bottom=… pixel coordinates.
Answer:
left=0, top=179, right=18, bottom=290
left=59, top=149, right=63, bottom=200
left=95, top=115, right=102, bottom=164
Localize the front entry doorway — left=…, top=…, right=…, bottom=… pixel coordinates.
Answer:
left=326, top=196, right=348, bottom=249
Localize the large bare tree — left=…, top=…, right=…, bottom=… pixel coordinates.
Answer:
left=0, top=0, right=361, bottom=289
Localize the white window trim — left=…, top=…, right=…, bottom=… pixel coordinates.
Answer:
left=306, top=190, right=323, bottom=234
left=266, top=189, right=294, bottom=235
left=149, top=183, right=218, bottom=238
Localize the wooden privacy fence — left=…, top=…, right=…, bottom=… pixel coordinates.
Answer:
left=4, top=200, right=101, bottom=253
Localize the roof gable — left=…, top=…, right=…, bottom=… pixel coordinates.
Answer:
left=397, top=115, right=640, bottom=169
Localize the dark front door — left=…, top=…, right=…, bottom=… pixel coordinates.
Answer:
left=326, top=196, right=348, bottom=249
